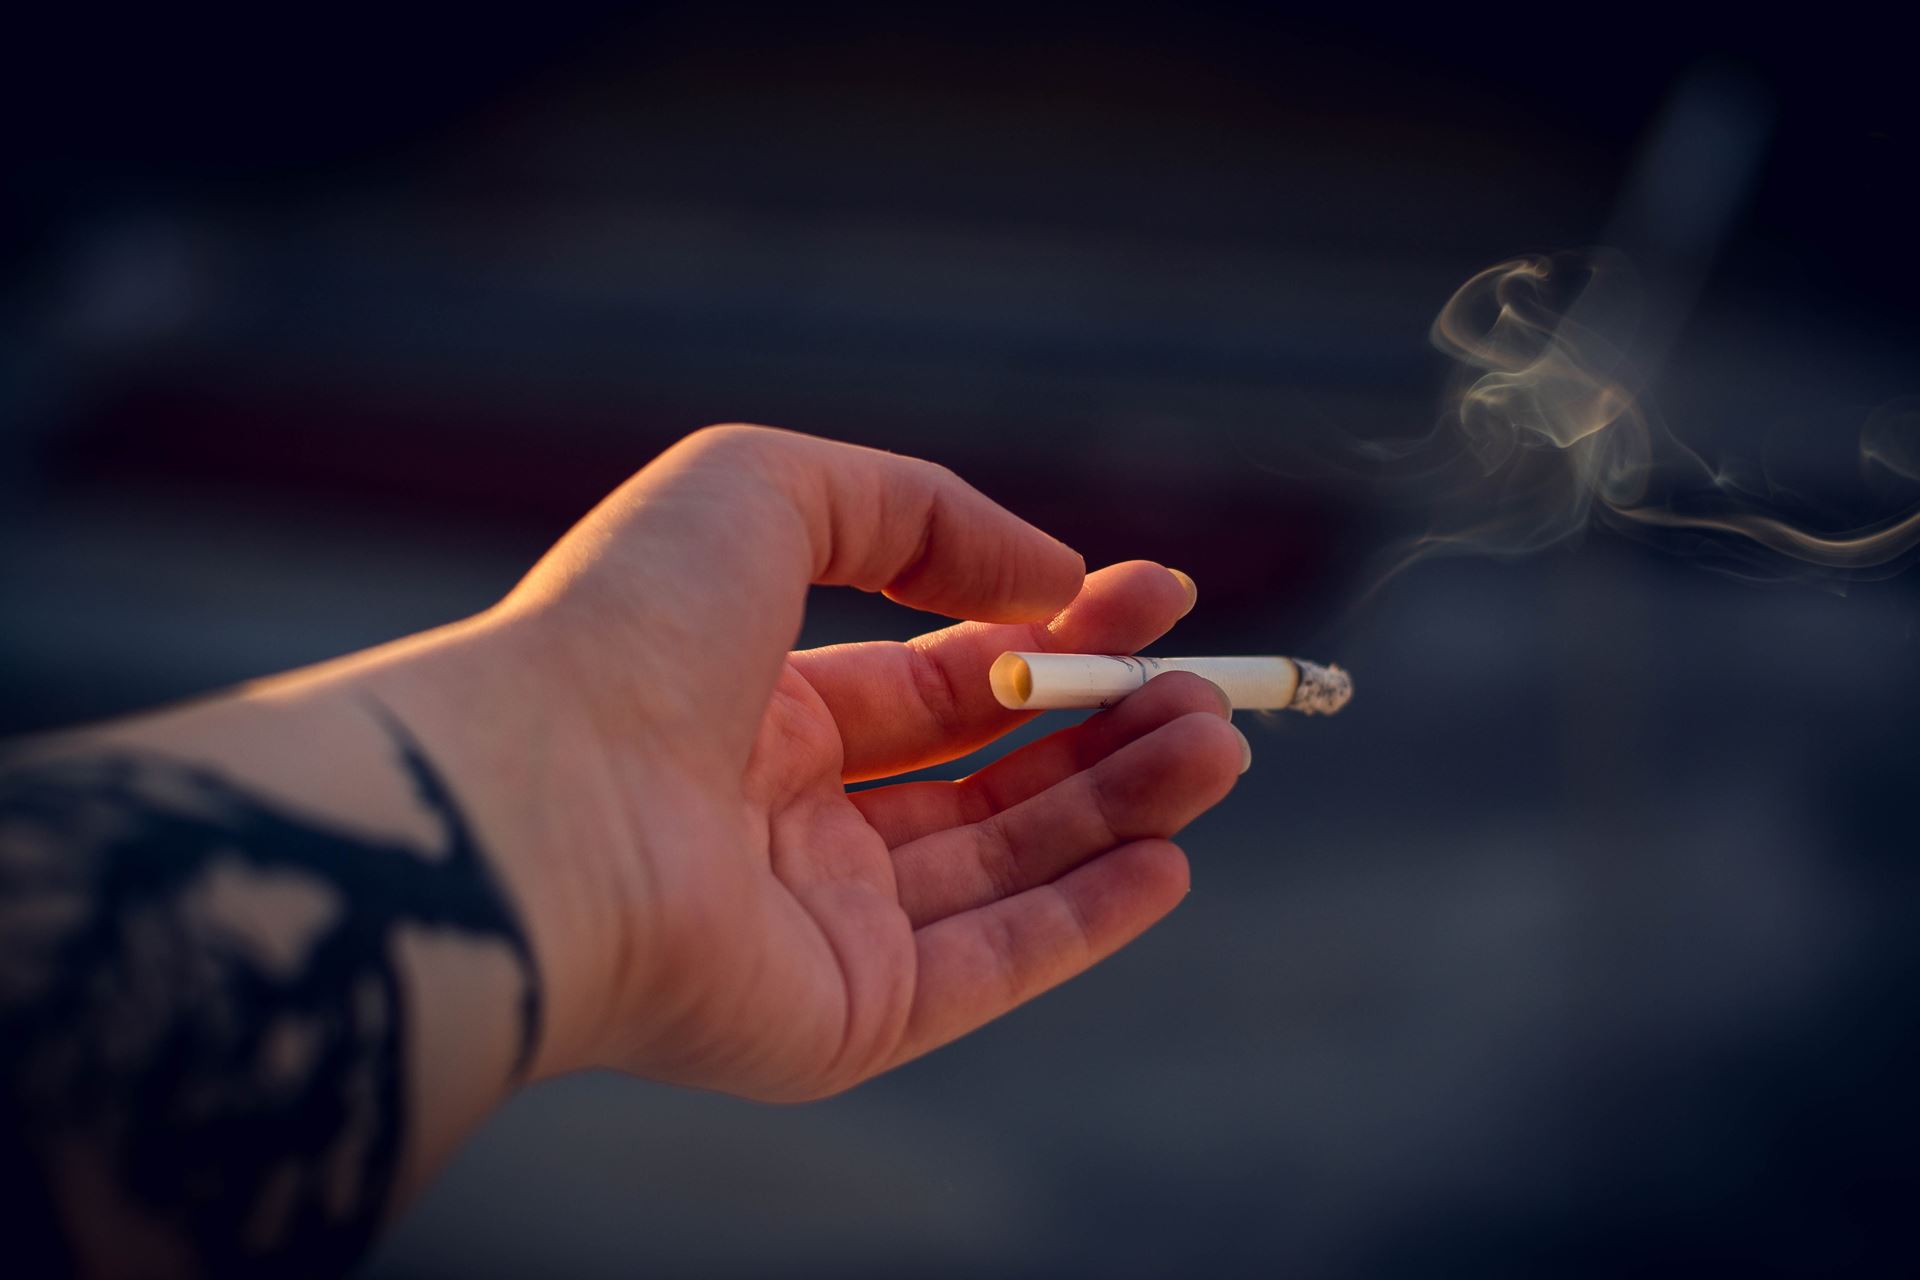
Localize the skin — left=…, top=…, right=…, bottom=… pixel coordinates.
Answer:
left=1, top=424, right=1250, bottom=1273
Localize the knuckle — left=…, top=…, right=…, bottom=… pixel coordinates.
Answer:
left=903, top=642, right=964, bottom=737
left=896, top=451, right=957, bottom=485
left=694, top=421, right=765, bottom=443
left=679, top=424, right=803, bottom=512
left=685, top=422, right=780, bottom=464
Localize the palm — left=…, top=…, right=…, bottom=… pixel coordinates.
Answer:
left=667, top=564, right=1247, bottom=1102
left=737, top=664, right=916, bottom=1094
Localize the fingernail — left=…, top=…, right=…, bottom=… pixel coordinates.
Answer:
left=1232, top=725, right=1253, bottom=774
left=1168, top=568, right=1198, bottom=616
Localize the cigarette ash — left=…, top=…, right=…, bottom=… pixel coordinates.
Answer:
left=1288, top=660, right=1353, bottom=716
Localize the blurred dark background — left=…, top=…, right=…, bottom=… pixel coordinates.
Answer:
left=5, top=6, right=1917, bottom=1275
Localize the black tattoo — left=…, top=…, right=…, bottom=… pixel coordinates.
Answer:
left=0, top=711, right=540, bottom=1278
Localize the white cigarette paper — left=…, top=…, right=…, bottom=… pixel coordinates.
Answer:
left=990, top=653, right=1353, bottom=714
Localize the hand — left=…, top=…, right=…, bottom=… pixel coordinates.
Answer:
left=470, top=425, right=1250, bottom=1100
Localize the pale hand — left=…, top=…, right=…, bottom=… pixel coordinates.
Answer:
left=460, top=425, right=1250, bottom=1099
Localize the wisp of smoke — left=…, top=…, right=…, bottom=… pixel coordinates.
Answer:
left=1371, top=250, right=1920, bottom=588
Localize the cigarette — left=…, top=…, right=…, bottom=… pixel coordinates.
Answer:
left=989, top=652, right=1353, bottom=714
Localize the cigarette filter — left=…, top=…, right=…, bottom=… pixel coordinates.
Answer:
left=990, top=652, right=1352, bottom=714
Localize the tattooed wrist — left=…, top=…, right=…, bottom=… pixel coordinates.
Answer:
left=0, top=710, right=539, bottom=1278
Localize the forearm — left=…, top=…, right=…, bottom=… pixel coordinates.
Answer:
left=0, top=613, right=610, bottom=1277
left=0, top=420, right=1212, bottom=1271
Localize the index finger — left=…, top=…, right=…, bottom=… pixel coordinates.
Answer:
left=791, top=560, right=1196, bottom=781
left=572, top=425, right=1085, bottom=764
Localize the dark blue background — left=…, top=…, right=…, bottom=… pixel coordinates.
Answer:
left=4, top=7, right=1916, bottom=1274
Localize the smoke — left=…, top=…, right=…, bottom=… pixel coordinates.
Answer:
left=1364, top=250, right=1920, bottom=588
left=1862, top=398, right=1920, bottom=485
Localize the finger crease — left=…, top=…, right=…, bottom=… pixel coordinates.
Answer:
left=884, top=494, right=940, bottom=595
left=974, top=816, right=1025, bottom=902
left=905, top=642, right=965, bottom=739
left=1053, top=884, right=1097, bottom=961
left=1082, top=767, right=1125, bottom=848
left=983, top=909, right=1027, bottom=1003
left=953, top=777, right=999, bottom=826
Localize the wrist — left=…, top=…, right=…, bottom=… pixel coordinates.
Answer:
left=346, top=610, right=631, bottom=1082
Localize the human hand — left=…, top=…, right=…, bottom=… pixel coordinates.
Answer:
left=460, top=425, right=1251, bottom=1100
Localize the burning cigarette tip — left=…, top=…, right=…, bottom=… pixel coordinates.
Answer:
left=1288, top=659, right=1354, bottom=716
left=989, top=652, right=1353, bottom=715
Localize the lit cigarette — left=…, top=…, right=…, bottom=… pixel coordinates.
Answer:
left=989, top=652, right=1353, bottom=714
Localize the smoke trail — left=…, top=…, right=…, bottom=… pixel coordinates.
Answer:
left=1378, top=250, right=1920, bottom=585
left=1862, top=397, right=1920, bottom=485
